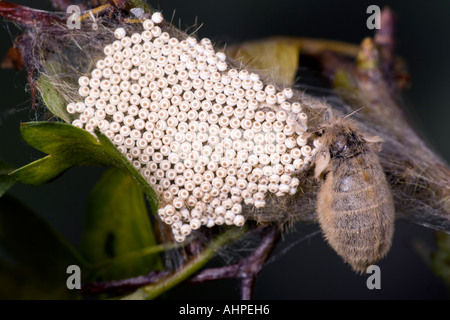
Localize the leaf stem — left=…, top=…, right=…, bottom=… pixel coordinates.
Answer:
left=120, top=227, right=246, bottom=300
left=288, top=36, right=360, bottom=57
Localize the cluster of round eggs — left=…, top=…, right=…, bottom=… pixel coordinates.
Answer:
left=66, top=11, right=319, bottom=242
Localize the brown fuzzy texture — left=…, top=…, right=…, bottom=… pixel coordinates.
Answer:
left=315, top=118, right=395, bottom=273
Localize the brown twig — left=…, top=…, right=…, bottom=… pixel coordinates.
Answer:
left=0, top=2, right=64, bottom=27
left=238, top=225, right=281, bottom=299
left=189, top=225, right=281, bottom=300
left=80, top=271, right=170, bottom=296
left=374, top=7, right=396, bottom=81
left=80, top=226, right=281, bottom=299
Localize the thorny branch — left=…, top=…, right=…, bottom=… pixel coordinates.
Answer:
left=0, top=2, right=64, bottom=27
left=189, top=225, right=281, bottom=300
left=373, top=7, right=397, bottom=87
left=81, top=270, right=170, bottom=296
left=81, top=225, right=281, bottom=299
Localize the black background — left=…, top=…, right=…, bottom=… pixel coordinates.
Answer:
left=0, top=0, right=449, bottom=299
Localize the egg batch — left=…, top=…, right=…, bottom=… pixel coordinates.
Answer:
left=66, top=11, right=319, bottom=242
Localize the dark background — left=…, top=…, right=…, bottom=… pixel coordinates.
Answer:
left=0, top=0, right=449, bottom=299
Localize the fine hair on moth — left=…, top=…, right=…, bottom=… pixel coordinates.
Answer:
left=312, top=109, right=395, bottom=273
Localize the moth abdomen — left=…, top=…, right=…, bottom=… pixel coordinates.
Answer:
left=315, top=117, right=395, bottom=273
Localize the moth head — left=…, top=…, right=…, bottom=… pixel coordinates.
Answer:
left=319, top=118, right=364, bottom=159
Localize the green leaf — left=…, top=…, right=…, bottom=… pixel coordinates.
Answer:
left=0, top=159, right=15, bottom=198
left=11, top=122, right=158, bottom=213
left=80, top=168, right=161, bottom=281
left=36, top=76, right=72, bottom=123
left=0, top=195, right=85, bottom=299
left=128, top=0, right=153, bottom=12
left=227, top=38, right=301, bottom=86
left=226, top=37, right=360, bottom=87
